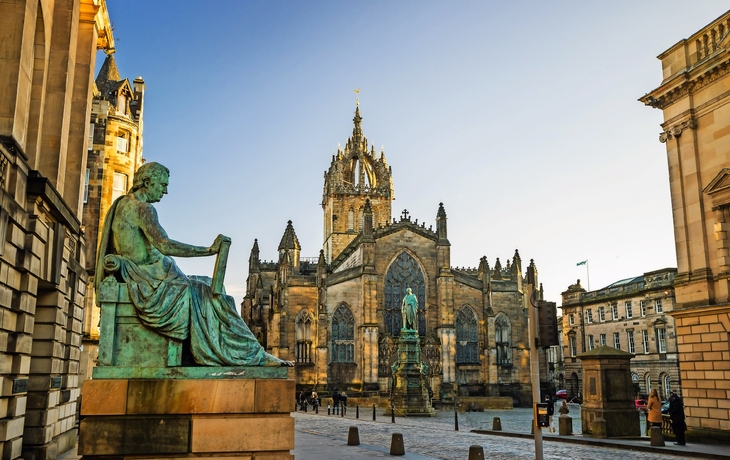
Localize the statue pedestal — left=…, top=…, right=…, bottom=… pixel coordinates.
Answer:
left=387, top=329, right=436, bottom=417
left=79, top=370, right=294, bottom=459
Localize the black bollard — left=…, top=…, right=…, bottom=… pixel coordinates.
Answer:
left=315, top=401, right=319, bottom=414
left=304, top=402, right=307, bottom=412
left=341, top=406, right=344, bottom=417
left=454, top=403, right=459, bottom=431
left=390, top=433, right=405, bottom=456
left=347, top=426, right=360, bottom=446
left=467, top=445, right=485, bottom=460
left=373, top=404, right=376, bottom=421
left=391, top=404, right=396, bottom=423
left=356, top=403, right=359, bottom=419
left=327, top=403, right=331, bottom=415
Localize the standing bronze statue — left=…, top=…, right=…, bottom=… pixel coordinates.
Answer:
left=95, top=162, right=292, bottom=367
left=401, top=287, right=418, bottom=331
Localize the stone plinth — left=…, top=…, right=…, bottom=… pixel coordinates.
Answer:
left=387, top=330, right=436, bottom=417
left=578, top=346, right=640, bottom=438
left=79, top=372, right=294, bottom=459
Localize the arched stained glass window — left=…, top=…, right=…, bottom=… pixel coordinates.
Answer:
left=456, top=306, right=479, bottom=364
left=384, top=252, right=426, bottom=336
left=331, top=304, right=354, bottom=363
left=295, top=310, right=314, bottom=363
left=495, top=313, right=511, bottom=365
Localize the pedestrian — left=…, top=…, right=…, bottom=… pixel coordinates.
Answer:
left=341, top=391, right=348, bottom=415
left=545, top=395, right=555, bottom=433
left=559, top=400, right=569, bottom=415
left=667, top=391, right=687, bottom=446
left=298, top=391, right=305, bottom=411
left=646, top=388, right=662, bottom=430
left=333, top=388, right=341, bottom=415
left=311, top=390, right=319, bottom=407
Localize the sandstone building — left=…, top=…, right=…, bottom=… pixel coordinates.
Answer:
left=560, top=269, right=680, bottom=401
left=641, top=9, right=730, bottom=442
left=243, top=106, right=550, bottom=404
left=80, top=53, right=145, bottom=384
left=0, top=0, right=114, bottom=457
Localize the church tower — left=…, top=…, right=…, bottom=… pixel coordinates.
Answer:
left=322, top=105, right=394, bottom=262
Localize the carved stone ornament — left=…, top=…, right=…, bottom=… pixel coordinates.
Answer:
left=659, top=118, right=697, bottom=143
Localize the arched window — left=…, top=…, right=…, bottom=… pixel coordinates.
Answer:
left=295, top=310, right=314, bottom=363
left=495, top=313, right=511, bottom=365
left=645, top=374, right=652, bottom=395
left=456, top=306, right=479, bottom=364
left=662, top=374, right=671, bottom=398
left=347, top=209, right=355, bottom=232
left=331, top=304, right=354, bottom=363
left=384, top=252, right=426, bottom=336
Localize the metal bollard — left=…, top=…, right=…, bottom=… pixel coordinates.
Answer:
left=304, top=402, right=307, bottom=412
left=347, top=426, right=360, bottom=446
left=454, top=403, right=459, bottom=431
left=390, top=433, right=405, bottom=456
left=391, top=404, right=396, bottom=423
left=315, top=401, right=319, bottom=414
left=356, top=403, right=359, bottom=419
left=341, top=405, right=344, bottom=417
left=327, top=403, right=331, bottom=415
left=492, top=417, right=502, bottom=431
left=373, top=403, right=376, bottom=421
left=467, top=445, right=485, bottom=460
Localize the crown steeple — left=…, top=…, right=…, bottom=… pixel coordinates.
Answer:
left=352, top=105, right=363, bottom=140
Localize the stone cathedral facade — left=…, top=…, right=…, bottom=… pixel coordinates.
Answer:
left=243, top=106, right=545, bottom=404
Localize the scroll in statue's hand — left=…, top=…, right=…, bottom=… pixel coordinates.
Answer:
left=210, top=234, right=231, bottom=254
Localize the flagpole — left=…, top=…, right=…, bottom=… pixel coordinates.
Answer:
left=586, top=260, right=590, bottom=291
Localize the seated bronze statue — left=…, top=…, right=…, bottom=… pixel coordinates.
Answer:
left=95, top=162, right=292, bottom=367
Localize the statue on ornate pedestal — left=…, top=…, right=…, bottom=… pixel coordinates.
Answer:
left=401, top=287, right=418, bottom=331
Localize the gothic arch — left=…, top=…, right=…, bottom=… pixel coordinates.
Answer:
left=295, top=309, right=315, bottom=363
left=384, top=251, right=426, bottom=336
left=456, top=305, right=479, bottom=364
left=331, top=303, right=354, bottom=363
left=494, top=312, right=511, bottom=365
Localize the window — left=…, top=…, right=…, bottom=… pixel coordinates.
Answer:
left=600, top=333, right=607, bottom=346
left=347, top=209, right=354, bottom=231
left=384, top=252, right=426, bottom=336
left=655, top=299, right=663, bottom=313
left=642, top=330, right=650, bottom=354
left=117, top=93, right=127, bottom=114
left=598, top=307, right=605, bottom=322
left=611, top=303, right=619, bottom=320
left=83, top=169, right=90, bottom=204
left=456, top=306, right=479, bottom=364
left=657, top=328, right=667, bottom=353
left=569, top=335, right=577, bottom=357
left=87, top=123, right=94, bottom=150
left=331, top=304, right=354, bottom=363
left=663, top=374, right=671, bottom=397
left=625, top=301, right=633, bottom=319
left=640, top=300, right=647, bottom=317
left=588, top=334, right=594, bottom=350
left=116, top=131, right=129, bottom=153
left=295, top=310, right=314, bottom=363
left=569, top=314, right=574, bottom=325
left=613, top=332, right=620, bottom=349
left=586, top=309, right=593, bottom=324
left=627, top=331, right=635, bottom=353
left=496, top=314, right=512, bottom=365
left=646, top=374, right=652, bottom=394
left=112, top=172, right=128, bottom=201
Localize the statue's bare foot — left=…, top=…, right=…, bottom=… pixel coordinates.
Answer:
left=263, top=352, right=294, bottom=367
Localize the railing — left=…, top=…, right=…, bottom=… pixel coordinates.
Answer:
left=696, top=18, right=729, bottom=61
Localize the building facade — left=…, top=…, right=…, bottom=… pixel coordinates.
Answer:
left=560, top=269, right=680, bottom=401
left=80, top=53, right=145, bottom=384
left=0, top=0, right=114, bottom=457
left=640, top=10, right=730, bottom=442
left=243, top=106, right=550, bottom=405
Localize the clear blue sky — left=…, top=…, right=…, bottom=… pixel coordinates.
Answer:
left=105, top=1, right=729, bottom=309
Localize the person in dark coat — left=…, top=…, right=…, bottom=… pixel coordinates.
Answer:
left=667, top=392, right=687, bottom=445
left=545, top=395, right=555, bottom=433
left=332, top=389, right=341, bottom=414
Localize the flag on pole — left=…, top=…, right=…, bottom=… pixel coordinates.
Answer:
left=576, top=260, right=587, bottom=266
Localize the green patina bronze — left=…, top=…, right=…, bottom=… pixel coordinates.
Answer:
left=93, top=162, right=292, bottom=377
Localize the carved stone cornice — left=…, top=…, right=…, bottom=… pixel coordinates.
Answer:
left=642, top=59, right=730, bottom=110
left=659, top=117, right=697, bottom=143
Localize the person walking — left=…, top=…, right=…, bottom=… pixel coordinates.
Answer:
left=545, top=395, right=555, bottom=433
left=668, top=391, right=687, bottom=446
left=341, top=391, right=348, bottom=415
left=333, top=389, right=341, bottom=415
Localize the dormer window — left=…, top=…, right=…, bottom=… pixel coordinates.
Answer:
left=117, top=93, right=127, bottom=115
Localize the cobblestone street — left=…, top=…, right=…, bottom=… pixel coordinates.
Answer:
left=293, top=408, right=692, bottom=460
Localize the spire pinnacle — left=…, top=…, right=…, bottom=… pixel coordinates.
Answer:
left=353, top=105, right=363, bottom=139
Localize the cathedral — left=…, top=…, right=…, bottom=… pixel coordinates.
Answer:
left=242, top=106, right=546, bottom=404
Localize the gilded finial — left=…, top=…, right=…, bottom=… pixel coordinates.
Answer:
left=354, top=88, right=360, bottom=106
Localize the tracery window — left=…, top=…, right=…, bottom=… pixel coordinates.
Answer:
left=456, top=306, right=479, bottom=364
left=295, top=310, right=314, bottom=363
left=331, top=304, right=354, bottom=363
left=347, top=209, right=355, bottom=232
left=495, top=313, right=511, bottom=365
left=384, top=252, right=426, bottom=336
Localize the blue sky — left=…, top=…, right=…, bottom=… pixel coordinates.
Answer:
left=104, top=1, right=729, bottom=308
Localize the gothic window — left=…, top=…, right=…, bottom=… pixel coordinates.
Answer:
left=495, top=313, right=511, bottom=365
left=456, top=306, right=479, bottom=364
left=295, top=310, right=314, bottom=363
left=331, top=304, right=354, bottom=363
left=384, top=252, right=426, bottom=337
left=347, top=209, right=354, bottom=232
